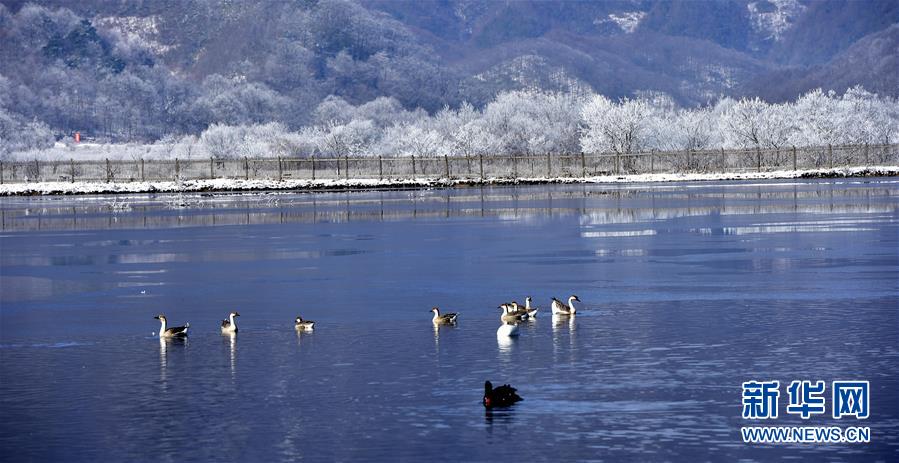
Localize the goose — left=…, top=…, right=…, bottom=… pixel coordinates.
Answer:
left=499, top=304, right=523, bottom=322
left=430, top=307, right=458, bottom=325
left=154, top=314, right=189, bottom=338
left=551, top=295, right=580, bottom=315
left=483, top=380, right=522, bottom=408
left=496, top=322, right=519, bottom=337
left=523, top=296, right=539, bottom=318
left=511, top=299, right=538, bottom=319
left=221, top=311, right=240, bottom=333
left=295, top=316, right=315, bottom=330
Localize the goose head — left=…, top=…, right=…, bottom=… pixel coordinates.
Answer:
left=570, top=295, right=581, bottom=302
left=430, top=307, right=440, bottom=315
left=154, top=314, right=166, bottom=321
left=230, top=311, right=240, bottom=318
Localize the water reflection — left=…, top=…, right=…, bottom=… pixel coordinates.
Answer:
left=552, top=314, right=577, bottom=357
left=2, top=180, right=895, bottom=232
left=496, top=326, right=517, bottom=364
left=158, top=336, right=187, bottom=390
left=432, top=323, right=456, bottom=354
left=224, top=332, right=237, bottom=379
left=484, top=407, right=516, bottom=430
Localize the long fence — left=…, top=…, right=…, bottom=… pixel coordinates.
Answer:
left=1, top=144, right=896, bottom=185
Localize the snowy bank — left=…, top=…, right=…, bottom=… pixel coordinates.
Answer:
left=1, top=166, right=897, bottom=196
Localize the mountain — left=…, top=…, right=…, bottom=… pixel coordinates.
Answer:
left=1, top=0, right=896, bottom=144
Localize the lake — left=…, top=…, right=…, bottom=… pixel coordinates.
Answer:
left=1, top=179, right=897, bottom=461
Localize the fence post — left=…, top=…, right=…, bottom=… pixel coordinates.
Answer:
left=512, top=155, right=517, bottom=178
left=245, top=157, right=249, bottom=180
left=688, top=149, right=693, bottom=171
left=546, top=153, right=551, bottom=177
left=210, top=157, right=214, bottom=179
left=650, top=150, right=655, bottom=174
left=105, top=158, right=110, bottom=182
left=345, top=156, right=349, bottom=180
left=379, top=155, right=383, bottom=180
left=0, top=161, right=3, bottom=184
left=479, top=154, right=484, bottom=180
left=720, top=148, right=725, bottom=171
left=175, top=158, right=180, bottom=180
left=581, top=151, right=587, bottom=178
left=774, top=148, right=779, bottom=170
left=71, top=159, right=76, bottom=183
left=140, top=158, right=145, bottom=182
left=444, top=155, right=449, bottom=180
left=278, top=157, right=283, bottom=181
left=828, top=144, right=833, bottom=169
left=310, top=156, right=315, bottom=181
left=616, top=152, right=621, bottom=175
left=412, top=155, right=416, bottom=178
left=756, top=147, right=761, bottom=172
left=792, top=146, right=797, bottom=171
left=864, top=143, right=869, bottom=166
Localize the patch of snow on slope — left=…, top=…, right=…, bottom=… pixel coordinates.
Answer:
left=596, top=11, right=647, bottom=34
left=95, top=15, right=173, bottom=55
left=747, top=0, right=805, bottom=41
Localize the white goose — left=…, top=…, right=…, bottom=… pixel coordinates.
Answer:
left=154, top=314, right=189, bottom=338
left=221, top=311, right=240, bottom=334
left=497, top=322, right=520, bottom=337
left=551, top=295, right=580, bottom=315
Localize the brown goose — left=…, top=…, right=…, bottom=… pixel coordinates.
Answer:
left=295, top=316, right=315, bottom=330
left=430, top=307, right=458, bottom=325
left=551, top=295, right=580, bottom=315
left=154, top=314, right=189, bottom=338
left=498, top=303, right=523, bottom=322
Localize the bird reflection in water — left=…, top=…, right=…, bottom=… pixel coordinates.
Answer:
left=496, top=329, right=517, bottom=365
left=158, top=336, right=187, bottom=391
left=224, top=331, right=237, bottom=379
left=484, top=406, right=516, bottom=431
left=552, top=314, right=577, bottom=355
left=432, top=322, right=456, bottom=355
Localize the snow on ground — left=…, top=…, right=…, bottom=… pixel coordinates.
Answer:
left=1, top=166, right=897, bottom=197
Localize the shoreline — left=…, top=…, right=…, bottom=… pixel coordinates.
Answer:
left=1, top=166, right=897, bottom=197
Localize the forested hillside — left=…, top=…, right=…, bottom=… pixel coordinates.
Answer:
left=1, top=0, right=897, bottom=155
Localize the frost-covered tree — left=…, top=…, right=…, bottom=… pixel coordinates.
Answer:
left=581, top=96, right=655, bottom=154
left=484, top=90, right=583, bottom=155
left=374, top=121, right=450, bottom=157
left=315, top=119, right=377, bottom=157
left=718, top=97, right=795, bottom=150
left=792, top=89, right=843, bottom=147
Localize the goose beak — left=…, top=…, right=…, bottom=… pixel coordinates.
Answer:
left=153, top=315, right=160, bottom=320
left=235, top=312, right=240, bottom=317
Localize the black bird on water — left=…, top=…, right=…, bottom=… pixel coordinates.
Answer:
left=483, top=381, right=522, bottom=408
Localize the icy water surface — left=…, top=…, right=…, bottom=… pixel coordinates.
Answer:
left=1, top=179, right=898, bottom=461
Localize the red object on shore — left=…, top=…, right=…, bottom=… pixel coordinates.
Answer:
left=74, top=132, right=81, bottom=143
